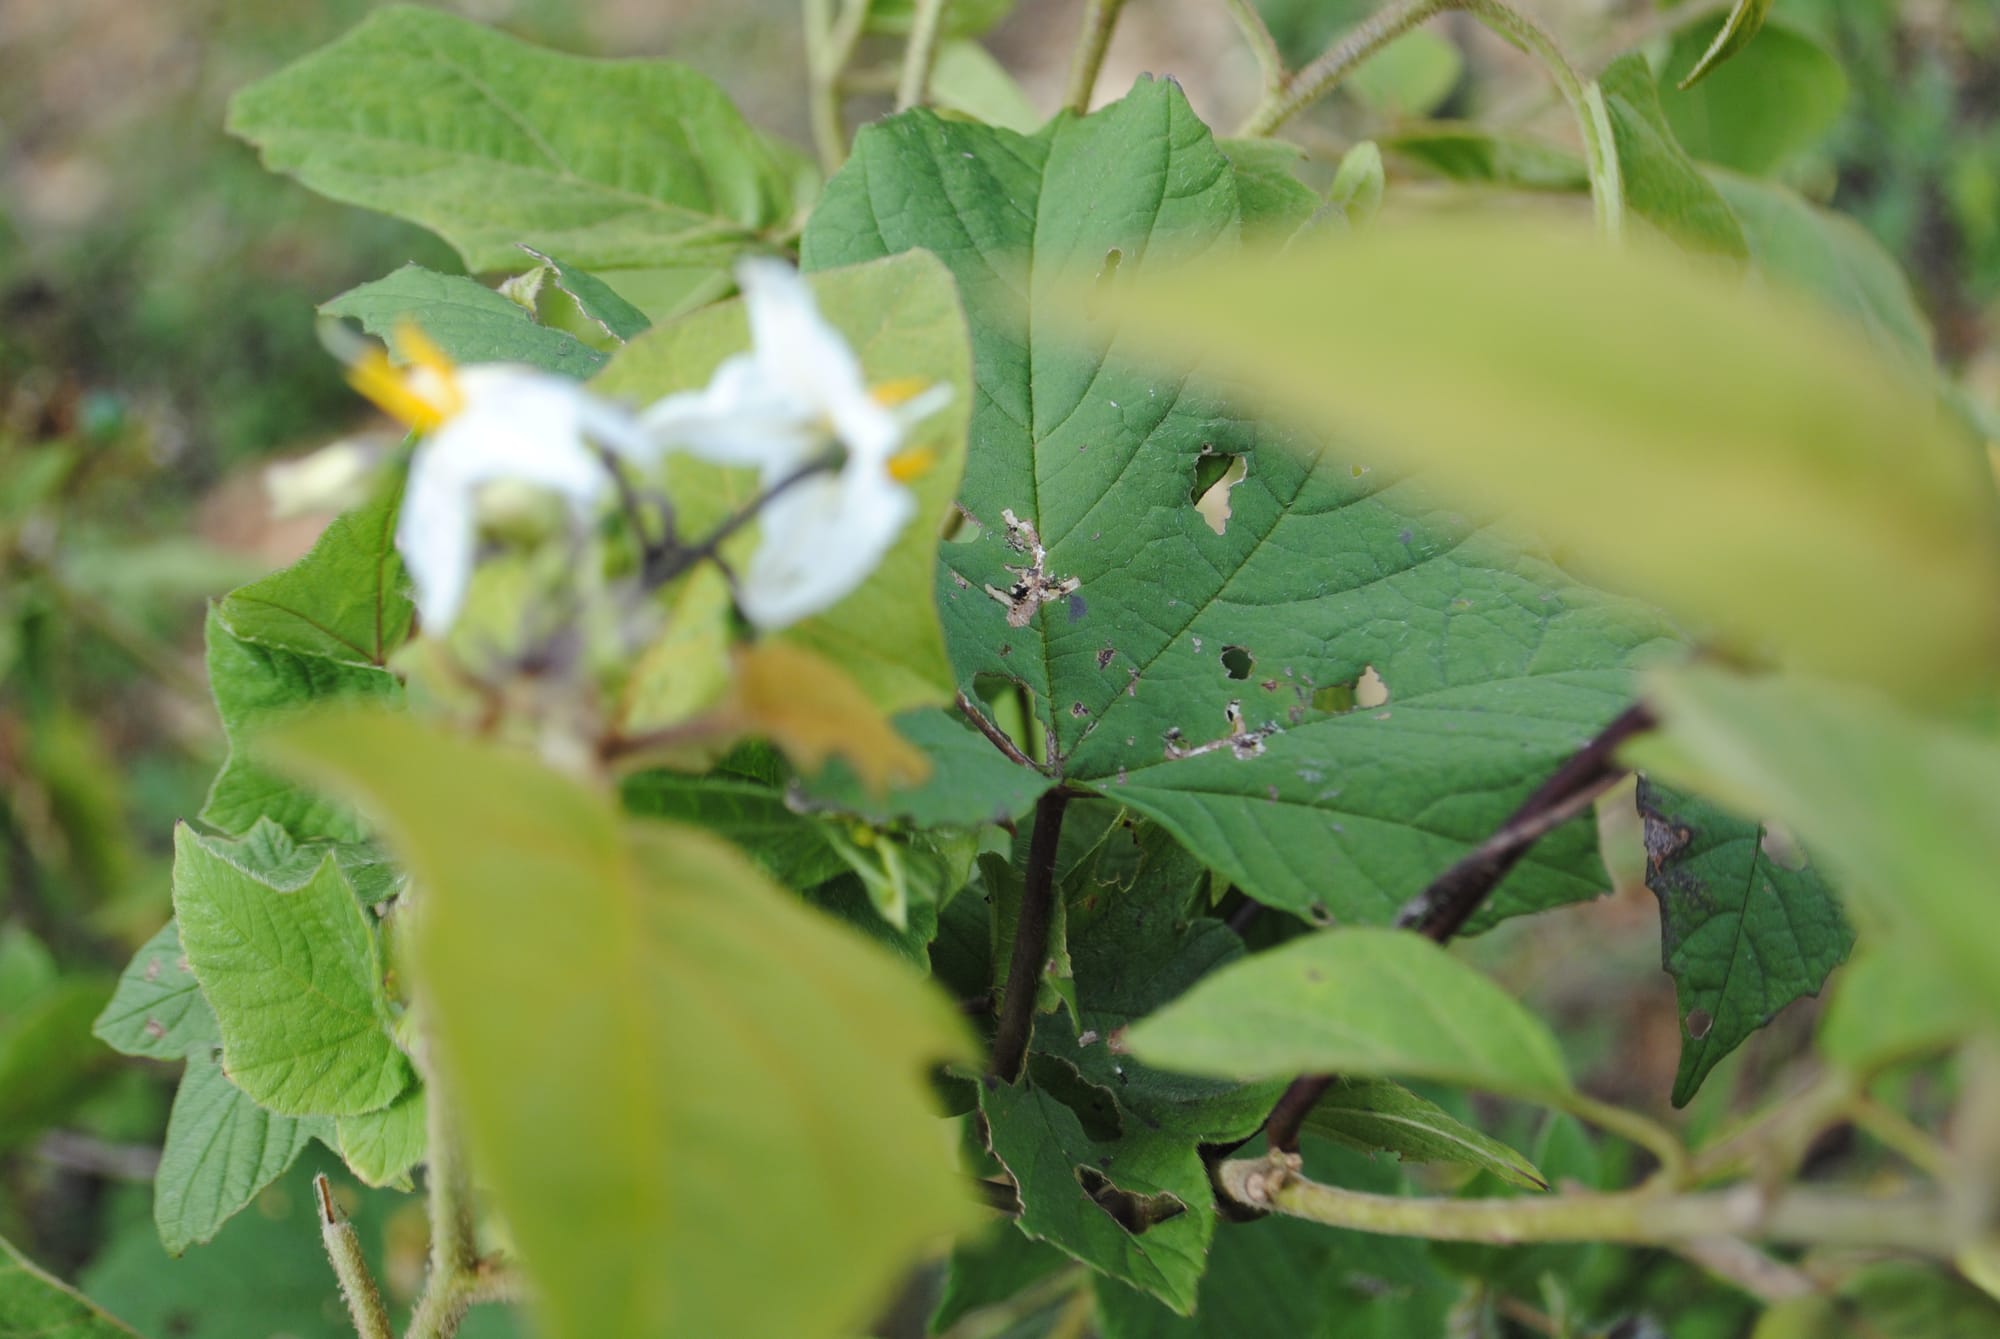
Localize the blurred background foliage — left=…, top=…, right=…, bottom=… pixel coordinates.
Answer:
left=1, top=0, right=1994, bottom=1333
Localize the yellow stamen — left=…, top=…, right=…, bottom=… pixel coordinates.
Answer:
left=888, top=444, right=936, bottom=483
left=871, top=377, right=931, bottom=409
left=394, top=323, right=465, bottom=420
left=347, top=348, right=448, bottom=433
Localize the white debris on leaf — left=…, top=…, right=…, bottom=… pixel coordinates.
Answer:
left=640, top=259, right=950, bottom=631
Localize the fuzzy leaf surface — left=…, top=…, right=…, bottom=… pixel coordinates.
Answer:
left=93, top=919, right=220, bottom=1061
left=154, top=1050, right=326, bottom=1255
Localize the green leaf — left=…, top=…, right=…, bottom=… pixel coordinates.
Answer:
left=1380, top=122, right=1588, bottom=191
left=155, top=1049, right=325, bottom=1255
left=322, top=265, right=606, bottom=378
left=800, top=708, right=1051, bottom=828
left=1659, top=16, right=1846, bottom=176
left=1124, top=927, right=1573, bottom=1103
left=1632, top=666, right=2000, bottom=1028
left=620, top=771, right=850, bottom=888
left=1676, top=0, right=1772, bottom=89
left=1600, top=54, right=1747, bottom=259
left=929, top=1222, right=1072, bottom=1333
left=1818, top=941, right=1975, bottom=1074
left=804, top=79, right=1679, bottom=925
left=1034, top=893, right=1285, bottom=1144
left=518, top=248, right=652, bottom=343
left=1091, top=217, right=2000, bottom=695
left=1221, top=139, right=1321, bottom=238
left=1347, top=29, right=1462, bottom=119
left=931, top=40, right=1042, bottom=134
left=265, top=710, right=975, bottom=1339
left=979, top=1073, right=1212, bottom=1315
left=93, top=918, right=220, bottom=1060
left=171, top=823, right=413, bottom=1117
left=1325, top=142, right=1385, bottom=229
left=594, top=251, right=973, bottom=716
left=1709, top=171, right=1933, bottom=371
left=216, top=480, right=412, bottom=670
left=0, top=1235, right=140, bottom=1338
left=227, top=5, right=809, bottom=322
left=336, top=1083, right=427, bottom=1189
left=1635, top=777, right=1851, bottom=1106
left=201, top=606, right=403, bottom=842
left=1301, top=1077, right=1547, bottom=1190
left=867, top=0, right=1015, bottom=38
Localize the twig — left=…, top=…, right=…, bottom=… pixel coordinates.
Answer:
left=1217, top=1154, right=1962, bottom=1256
left=804, top=0, right=876, bottom=173
left=1397, top=702, right=1657, bottom=939
left=1264, top=701, right=1657, bottom=1154
left=955, top=689, right=1043, bottom=771
left=990, top=789, right=1072, bottom=1082
left=1234, top=0, right=1624, bottom=238
left=1223, top=0, right=1286, bottom=97
left=1672, top=1237, right=1818, bottom=1304
left=896, top=0, right=950, bottom=111
left=643, top=452, right=839, bottom=590
left=1063, top=0, right=1130, bottom=115
left=316, top=1174, right=393, bottom=1339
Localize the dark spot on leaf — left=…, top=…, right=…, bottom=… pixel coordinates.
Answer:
left=998, top=644, right=1011, bottom=657
left=1307, top=902, right=1333, bottom=925
left=1220, top=644, right=1254, bottom=679
left=1071, top=702, right=1088, bottom=718
left=1068, top=593, right=1088, bottom=622
left=144, top=1018, right=166, bottom=1040
left=1075, top=1166, right=1187, bottom=1234
left=1686, top=1009, right=1714, bottom=1040
left=1097, top=646, right=1115, bottom=670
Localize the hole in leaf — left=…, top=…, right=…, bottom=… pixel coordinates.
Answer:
left=941, top=505, right=981, bottom=544
left=1075, top=1166, right=1187, bottom=1234
left=1189, top=449, right=1248, bottom=535
left=1220, top=645, right=1254, bottom=680
left=1031, top=1054, right=1123, bottom=1142
left=1354, top=665, right=1389, bottom=708
left=1311, top=683, right=1356, bottom=713
left=1759, top=822, right=1809, bottom=872
left=1685, top=1008, right=1714, bottom=1040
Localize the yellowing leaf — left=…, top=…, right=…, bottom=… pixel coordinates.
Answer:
left=265, top=710, right=975, bottom=1339
left=1094, top=219, right=2000, bottom=693
left=727, top=641, right=930, bottom=793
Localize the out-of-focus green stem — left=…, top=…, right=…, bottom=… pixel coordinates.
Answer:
left=896, top=0, right=950, bottom=111
left=805, top=0, right=875, bottom=173
left=1223, top=0, right=1286, bottom=98
left=1064, top=0, right=1130, bottom=114
left=1235, top=0, right=1623, bottom=238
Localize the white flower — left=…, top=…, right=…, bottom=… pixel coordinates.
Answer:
left=347, top=329, right=647, bottom=633
left=640, top=260, right=951, bottom=629
left=264, top=437, right=387, bottom=518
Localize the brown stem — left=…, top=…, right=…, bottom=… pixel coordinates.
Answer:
left=956, top=689, right=1043, bottom=772
left=1263, top=701, right=1658, bottom=1153
left=989, top=789, right=1072, bottom=1082
left=643, top=452, right=838, bottom=589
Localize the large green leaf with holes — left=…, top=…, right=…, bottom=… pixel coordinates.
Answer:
left=228, top=5, right=811, bottom=321
left=801, top=77, right=1678, bottom=924
left=1635, top=777, right=1850, bottom=1106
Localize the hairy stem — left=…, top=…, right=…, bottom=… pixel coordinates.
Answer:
left=1063, top=0, right=1130, bottom=115
left=956, top=690, right=1044, bottom=772
left=1219, top=1154, right=1961, bottom=1256
left=896, top=0, right=950, bottom=111
left=1235, top=0, right=1623, bottom=236
left=1223, top=0, right=1286, bottom=97
left=406, top=1076, right=480, bottom=1339
left=316, top=1175, right=393, bottom=1339
left=990, top=789, right=1072, bottom=1082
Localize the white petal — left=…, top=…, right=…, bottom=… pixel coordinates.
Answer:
left=734, top=468, right=916, bottom=630
left=639, top=354, right=821, bottom=472
left=736, top=259, right=872, bottom=424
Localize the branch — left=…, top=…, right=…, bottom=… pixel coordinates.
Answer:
left=644, top=452, right=840, bottom=590
left=989, top=789, right=1072, bottom=1082
left=955, top=690, right=1044, bottom=772
left=1234, top=0, right=1624, bottom=237
left=1217, top=1153, right=1962, bottom=1257
left=1063, top=0, right=1130, bottom=115
left=1223, top=0, right=1286, bottom=98
left=316, top=1174, right=393, bottom=1339
left=1263, top=701, right=1657, bottom=1154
